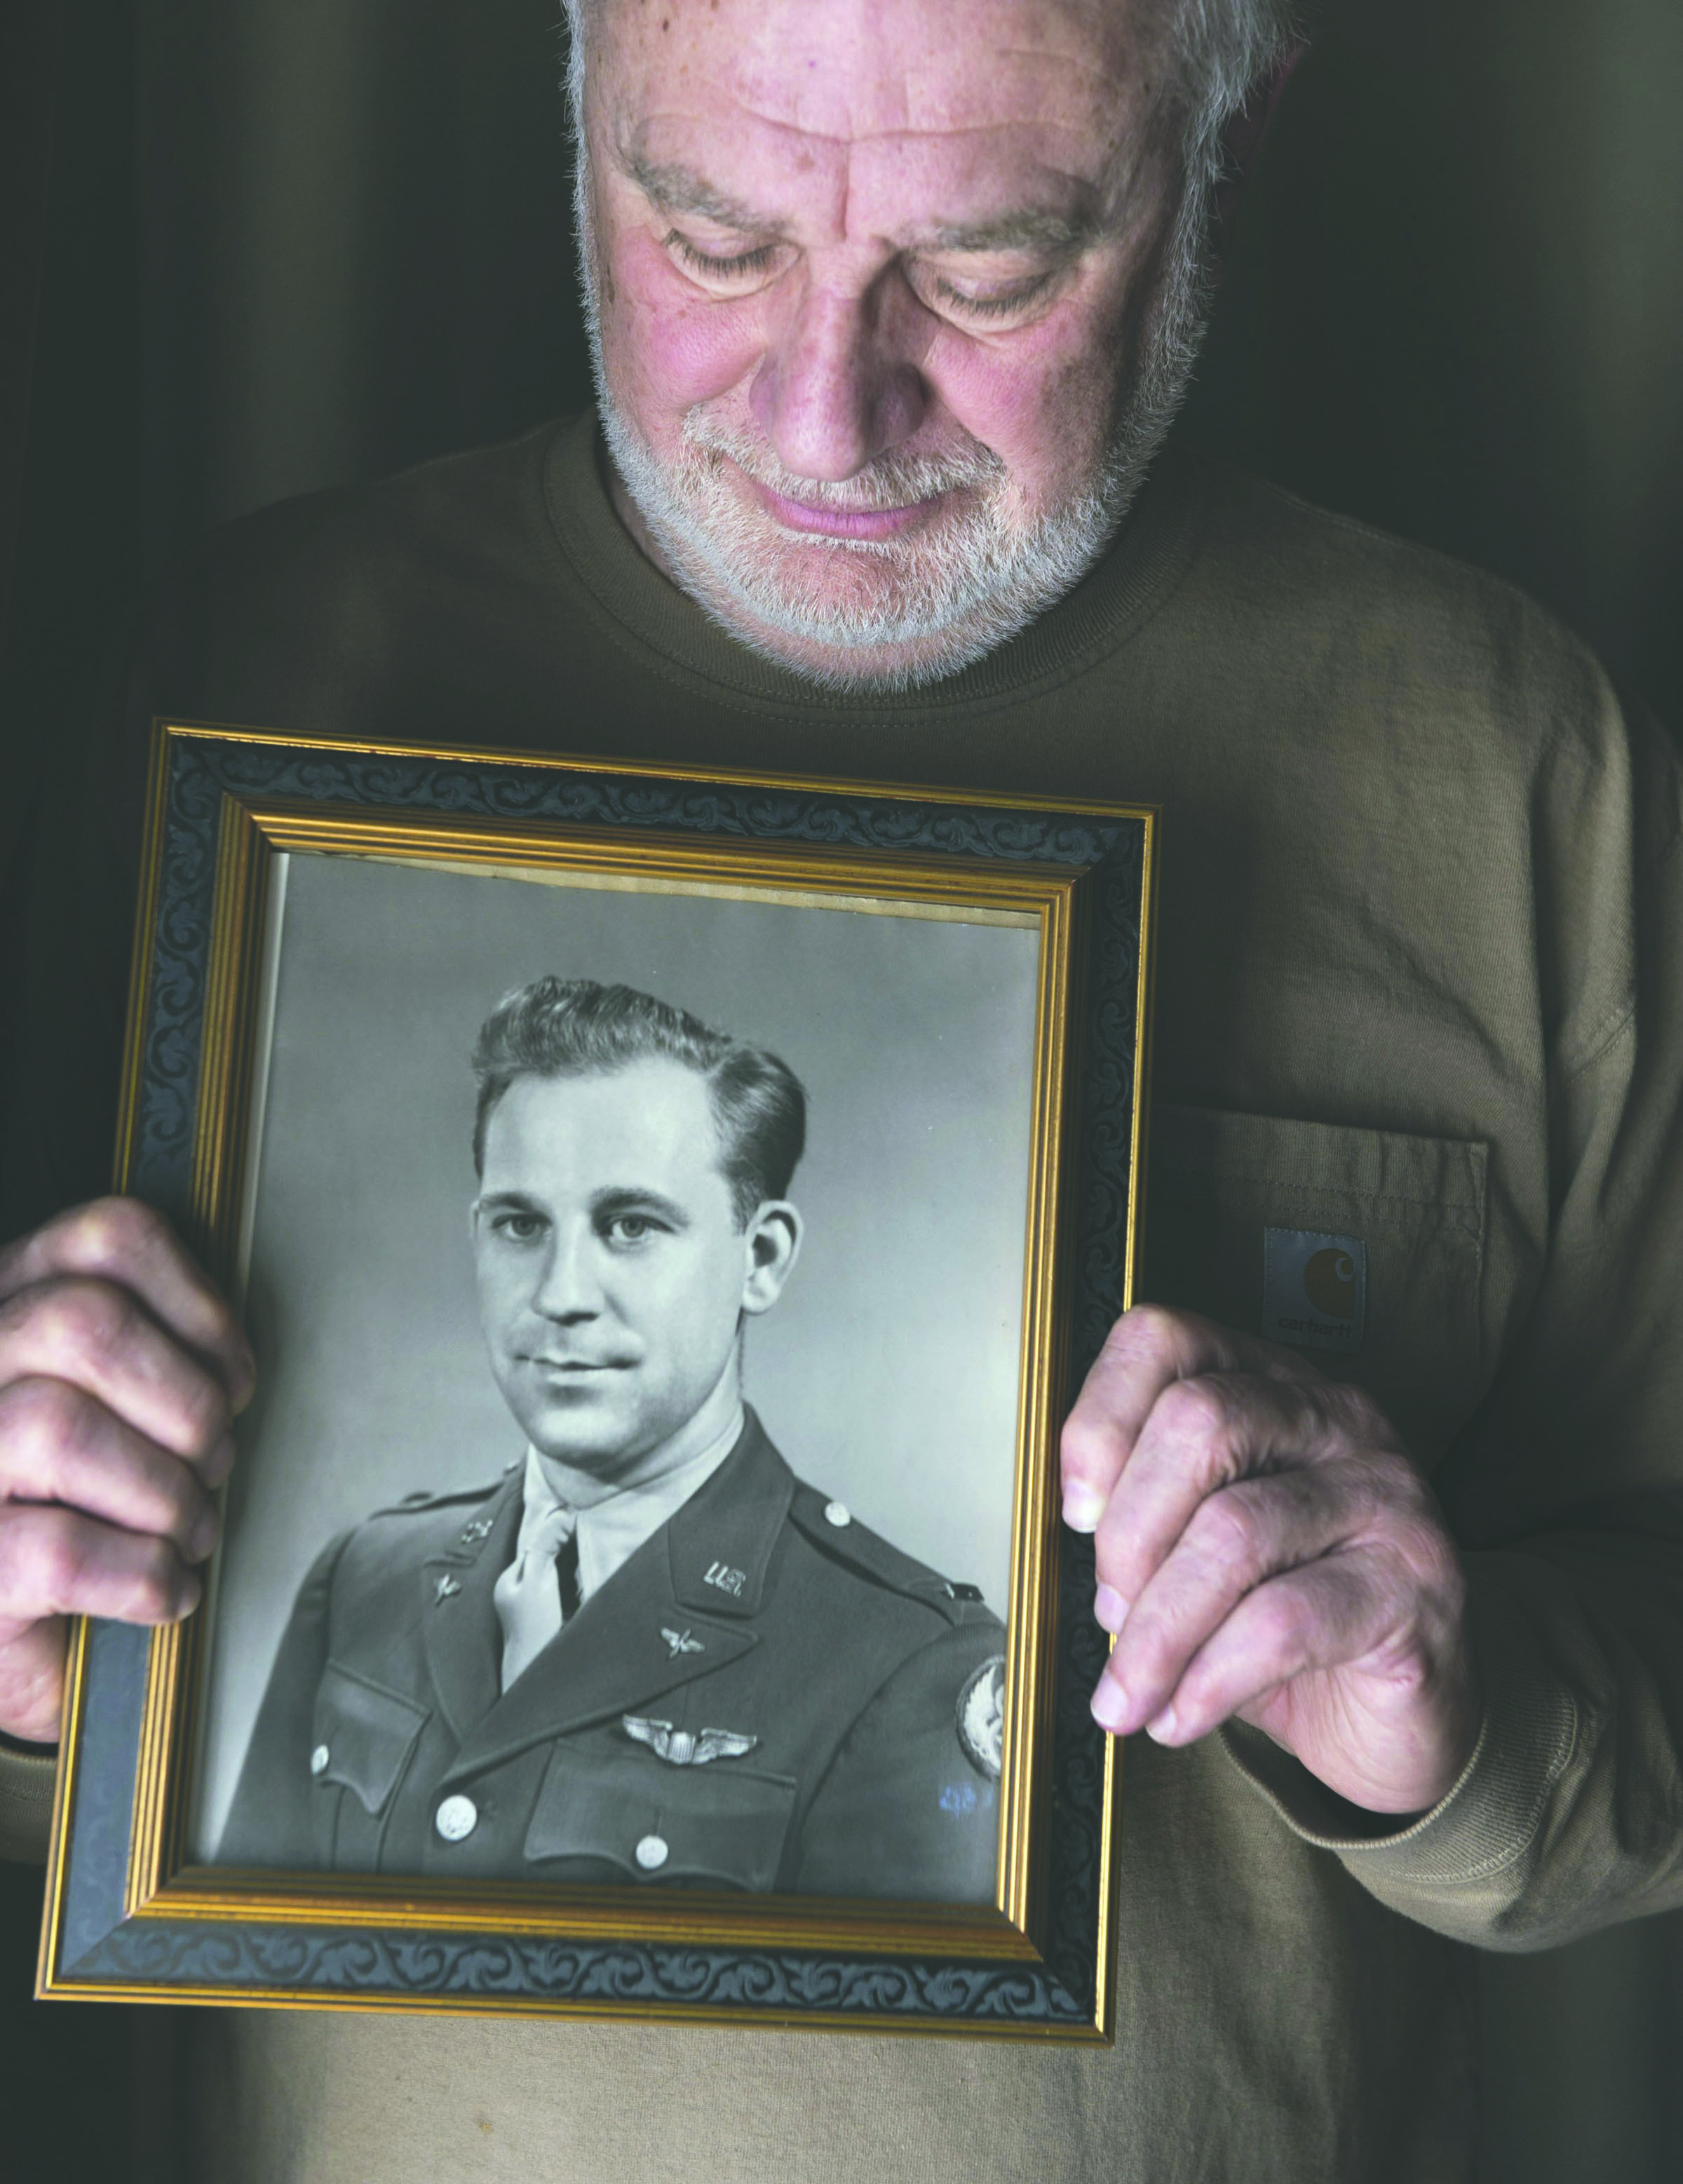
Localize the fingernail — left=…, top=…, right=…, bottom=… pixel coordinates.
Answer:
left=1090, top=1675, right=1130, bottom=1734
left=1094, top=1584, right=1130, bottom=1635
left=188, top=1506, right=222, bottom=1563
left=1063, top=1484, right=1104, bottom=1533
left=1145, top=1704, right=1179, bottom=1744
left=175, top=1571, right=203, bottom=1618
left=203, top=1433, right=236, bottom=1488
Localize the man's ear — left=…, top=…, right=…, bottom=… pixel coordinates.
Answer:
left=1210, top=41, right=1306, bottom=260
left=741, top=1201, right=802, bottom=1316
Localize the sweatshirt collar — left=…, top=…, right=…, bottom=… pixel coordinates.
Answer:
left=539, top=410, right=1208, bottom=722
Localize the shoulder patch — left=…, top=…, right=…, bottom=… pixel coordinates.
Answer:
left=957, top=1654, right=1006, bottom=1783
left=785, top=1481, right=996, bottom=1626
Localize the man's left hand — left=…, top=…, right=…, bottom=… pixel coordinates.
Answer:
left=1060, top=1307, right=1480, bottom=1816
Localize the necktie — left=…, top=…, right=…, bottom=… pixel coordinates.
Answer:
left=493, top=1501, right=579, bottom=1690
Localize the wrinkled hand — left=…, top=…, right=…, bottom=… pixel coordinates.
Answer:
left=0, top=1200, right=253, bottom=1744
left=1061, top=1306, right=1478, bottom=1816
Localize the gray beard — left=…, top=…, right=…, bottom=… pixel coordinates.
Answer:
left=579, top=164, right=1214, bottom=693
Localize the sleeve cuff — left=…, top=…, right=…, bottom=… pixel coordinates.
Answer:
left=1219, top=1564, right=1579, bottom=1895
left=0, top=1743, right=58, bottom=1866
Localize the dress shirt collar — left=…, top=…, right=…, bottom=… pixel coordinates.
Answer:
left=517, top=1403, right=746, bottom=1604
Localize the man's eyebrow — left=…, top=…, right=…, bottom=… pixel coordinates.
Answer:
left=923, top=207, right=1103, bottom=255
left=476, top=1190, right=546, bottom=1214
left=621, top=150, right=1100, bottom=257
left=590, top=1185, right=692, bottom=1228
left=623, top=154, right=786, bottom=237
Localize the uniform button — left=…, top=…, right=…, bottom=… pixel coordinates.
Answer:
left=309, top=1744, right=330, bottom=1777
left=435, top=1794, right=478, bottom=1842
left=824, top=1500, right=851, bottom=1528
left=635, top=1833, right=669, bottom=1871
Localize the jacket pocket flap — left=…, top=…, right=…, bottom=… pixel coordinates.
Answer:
left=525, top=1740, right=797, bottom=1888
left=313, top=1664, right=428, bottom=1816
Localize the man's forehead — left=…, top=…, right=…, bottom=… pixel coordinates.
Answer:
left=595, top=0, right=1164, bottom=161
left=482, top=1060, right=723, bottom=1177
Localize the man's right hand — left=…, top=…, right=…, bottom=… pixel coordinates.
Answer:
left=0, top=1199, right=254, bottom=1744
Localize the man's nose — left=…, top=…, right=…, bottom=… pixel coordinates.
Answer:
left=749, top=278, right=928, bottom=483
left=529, top=1226, right=604, bottom=1322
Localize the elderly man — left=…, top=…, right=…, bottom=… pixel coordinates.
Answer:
left=1, top=0, right=1679, bottom=2177
left=219, top=975, right=1004, bottom=1891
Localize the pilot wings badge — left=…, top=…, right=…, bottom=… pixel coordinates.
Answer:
left=623, top=1715, right=758, bottom=1767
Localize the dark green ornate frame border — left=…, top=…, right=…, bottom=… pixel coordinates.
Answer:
left=41, top=724, right=1155, bottom=2037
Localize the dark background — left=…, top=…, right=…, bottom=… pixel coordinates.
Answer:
left=1, top=1, right=1680, bottom=2176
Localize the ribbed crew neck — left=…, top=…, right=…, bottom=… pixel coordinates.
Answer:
left=538, top=411, right=1210, bottom=722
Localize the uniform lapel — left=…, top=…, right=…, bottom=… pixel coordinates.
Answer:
left=419, top=1468, right=523, bottom=1742
left=442, top=1414, right=795, bottom=1775
left=665, top=1410, right=794, bottom=1618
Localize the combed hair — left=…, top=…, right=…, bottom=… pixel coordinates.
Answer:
left=471, top=976, right=807, bottom=1226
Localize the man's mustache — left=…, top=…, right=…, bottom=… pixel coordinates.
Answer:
left=680, top=414, right=1006, bottom=515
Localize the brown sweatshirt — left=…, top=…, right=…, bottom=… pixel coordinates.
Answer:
left=4, top=412, right=1681, bottom=2182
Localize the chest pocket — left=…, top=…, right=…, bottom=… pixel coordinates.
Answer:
left=525, top=1739, right=798, bottom=1889
left=312, top=1663, right=428, bottom=1818
left=1144, top=1104, right=1489, bottom=1469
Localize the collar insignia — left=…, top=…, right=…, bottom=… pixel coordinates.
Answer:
left=459, top=1516, right=496, bottom=1546
left=623, top=1715, right=757, bottom=1767
left=661, top=1627, right=706, bottom=1657
left=433, top=1573, right=463, bottom=1603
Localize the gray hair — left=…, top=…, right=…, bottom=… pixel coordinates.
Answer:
left=1170, top=2, right=1305, bottom=220
left=1135, top=1, right=1307, bottom=492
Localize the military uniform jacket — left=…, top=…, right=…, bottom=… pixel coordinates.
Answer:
left=219, top=1413, right=1006, bottom=1899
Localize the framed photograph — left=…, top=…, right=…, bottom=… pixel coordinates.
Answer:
left=39, top=721, right=1157, bottom=2040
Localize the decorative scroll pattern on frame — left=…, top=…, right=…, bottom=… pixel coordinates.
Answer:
left=73, top=1920, right=1093, bottom=2027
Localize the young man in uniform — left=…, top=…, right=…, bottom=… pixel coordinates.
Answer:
left=219, top=976, right=1003, bottom=1894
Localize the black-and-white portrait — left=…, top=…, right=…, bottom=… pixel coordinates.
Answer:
left=190, top=848, right=1043, bottom=1903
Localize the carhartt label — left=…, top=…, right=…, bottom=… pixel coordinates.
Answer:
left=1262, top=1228, right=1366, bottom=1352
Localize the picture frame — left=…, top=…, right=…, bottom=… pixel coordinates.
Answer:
left=38, top=720, right=1158, bottom=2040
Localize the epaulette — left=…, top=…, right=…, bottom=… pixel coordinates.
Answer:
left=785, top=1480, right=994, bottom=1626
left=366, top=1478, right=504, bottom=1521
